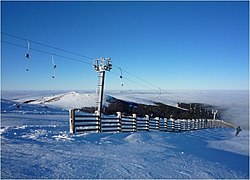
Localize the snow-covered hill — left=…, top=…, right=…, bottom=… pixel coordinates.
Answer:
left=11, top=91, right=111, bottom=110
left=16, top=91, right=96, bottom=108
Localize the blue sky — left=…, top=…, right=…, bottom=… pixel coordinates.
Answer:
left=1, top=1, right=249, bottom=91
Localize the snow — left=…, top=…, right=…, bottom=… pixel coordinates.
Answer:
left=207, top=133, right=249, bottom=156
left=1, top=123, right=249, bottom=179
left=14, top=91, right=98, bottom=109
left=1, top=90, right=249, bottom=179
left=3, top=91, right=111, bottom=110
left=28, top=91, right=98, bottom=109
left=2, top=90, right=248, bottom=129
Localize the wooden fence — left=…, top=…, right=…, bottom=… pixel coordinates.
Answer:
left=69, top=109, right=235, bottom=134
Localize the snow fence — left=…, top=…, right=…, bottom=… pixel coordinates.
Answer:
left=69, top=109, right=235, bottom=134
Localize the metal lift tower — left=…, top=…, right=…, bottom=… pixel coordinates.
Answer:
left=93, top=57, right=112, bottom=120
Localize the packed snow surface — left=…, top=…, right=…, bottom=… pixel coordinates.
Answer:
left=1, top=122, right=249, bottom=179
left=1, top=90, right=249, bottom=179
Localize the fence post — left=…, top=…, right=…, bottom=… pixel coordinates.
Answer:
left=174, top=119, right=181, bottom=132
left=117, top=112, right=122, bottom=132
left=132, top=113, right=137, bottom=132
left=155, top=117, right=160, bottom=130
left=186, top=119, right=190, bottom=130
left=180, top=119, right=186, bottom=131
left=167, top=118, right=174, bottom=132
left=164, top=118, right=168, bottom=131
left=96, top=113, right=101, bottom=132
left=198, top=119, right=201, bottom=129
left=211, top=119, right=214, bottom=128
left=69, top=109, right=75, bottom=134
left=145, top=115, right=149, bottom=131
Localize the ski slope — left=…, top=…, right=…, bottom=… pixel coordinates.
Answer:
left=1, top=90, right=249, bottom=179
left=1, top=118, right=249, bottom=179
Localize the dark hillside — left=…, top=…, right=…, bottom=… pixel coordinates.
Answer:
left=82, top=97, right=219, bottom=119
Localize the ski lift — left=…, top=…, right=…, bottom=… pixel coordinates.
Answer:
left=119, top=68, right=123, bottom=79
left=119, top=68, right=124, bottom=93
left=51, top=54, right=56, bottom=79
left=25, top=40, right=30, bottom=71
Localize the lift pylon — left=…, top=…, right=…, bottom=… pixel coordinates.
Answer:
left=93, top=57, right=112, bottom=118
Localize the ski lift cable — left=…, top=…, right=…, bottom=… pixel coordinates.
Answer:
left=2, top=33, right=176, bottom=96
left=3, top=37, right=163, bottom=93
left=2, top=33, right=164, bottom=91
left=3, top=33, right=180, bottom=97
left=110, top=71, right=160, bottom=95
left=113, top=65, right=179, bottom=97
left=113, top=65, right=164, bottom=93
left=3, top=37, right=183, bottom=102
left=110, top=71, right=182, bottom=103
left=109, top=71, right=158, bottom=93
left=113, top=67, right=157, bottom=92
left=114, top=66, right=162, bottom=92
left=2, top=32, right=94, bottom=60
left=2, top=40, right=92, bottom=65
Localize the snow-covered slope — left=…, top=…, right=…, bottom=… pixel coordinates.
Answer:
left=13, top=91, right=111, bottom=110
left=27, top=91, right=98, bottom=109
left=1, top=120, right=249, bottom=179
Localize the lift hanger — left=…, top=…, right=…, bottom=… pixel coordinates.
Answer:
left=25, top=40, right=30, bottom=71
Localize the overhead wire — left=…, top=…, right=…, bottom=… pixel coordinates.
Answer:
left=2, top=33, right=181, bottom=101
left=113, top=65, right=171, bottom=94
left=1, top=40, right=92, bottom=65
left=112, top=66, right=181, bottom=102
left=2, top=32, right=94, bottom=60
left=109, top=71, right=159, bottom=93
left=113, top=64, right=160, bottom=89
left=2, top=40, right=179, bottom=100
left=2, top=33, right=164, bottom=92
